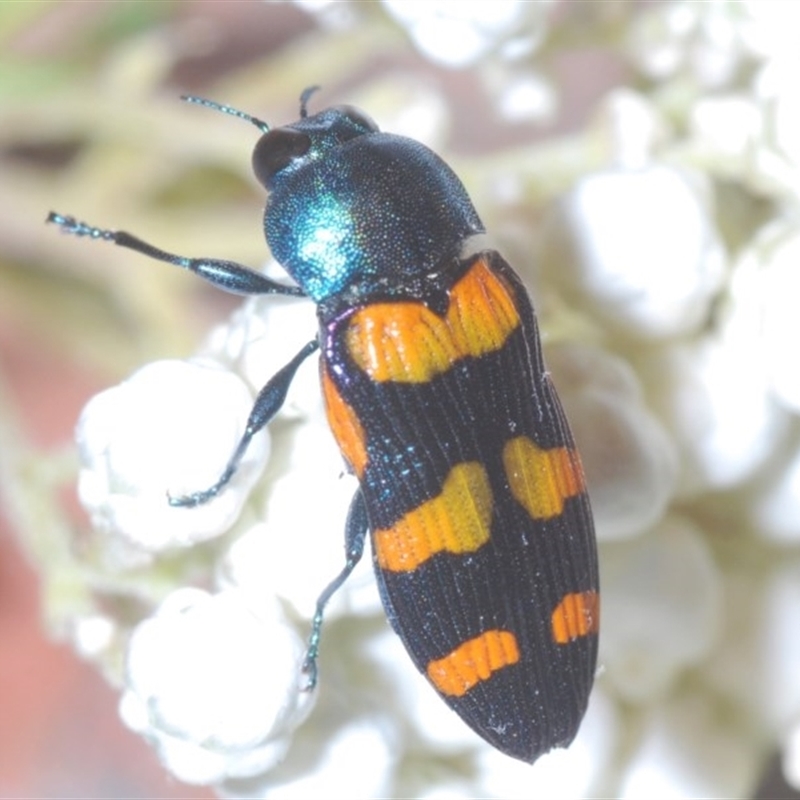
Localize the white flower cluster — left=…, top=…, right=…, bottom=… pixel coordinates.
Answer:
left=63, top=1, right=800, bottom=797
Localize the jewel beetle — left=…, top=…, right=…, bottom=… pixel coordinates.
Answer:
left=48, top=88, right=599, bottom=763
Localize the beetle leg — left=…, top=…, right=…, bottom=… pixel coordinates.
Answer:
left=169, top=338, right=319, bottom=507
left=302, top=488, right=368, bottom=689
left=46, top=212, right=305, bottom=297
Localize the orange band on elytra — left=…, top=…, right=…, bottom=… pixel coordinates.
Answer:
left=345, top=258, right=520, bottom=383
left=321, top=367, right=368, bottom=478
left=551, top=590, right=600, bottom=644
left=427, top=630, right=520, bottom=697
left=502, top=436, right=586, bottom=520
left=373, top=461, right=493, bottom=573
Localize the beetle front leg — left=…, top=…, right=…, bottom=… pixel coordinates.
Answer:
left=46, top=212, right=305, bottom=298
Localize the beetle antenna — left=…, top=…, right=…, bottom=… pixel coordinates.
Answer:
left=180, top=95, right=270, bottom=133
left=299, top=85, right=321, bottom=118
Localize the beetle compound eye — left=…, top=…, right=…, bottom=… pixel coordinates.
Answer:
left=252, top=128, right=312, bottom=188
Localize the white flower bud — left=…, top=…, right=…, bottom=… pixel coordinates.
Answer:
left=541, top=165, right=726, bottom=339
left=121, top=587, right=312, bottom=785
left=76, top=359, right=269, bottom=554
left=599, top=516, right=723, bottom=702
